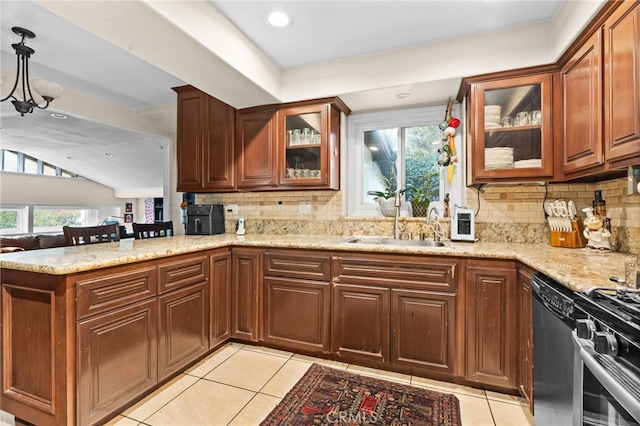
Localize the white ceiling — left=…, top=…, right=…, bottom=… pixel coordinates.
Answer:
left=0, top=0, right=600, bottom=196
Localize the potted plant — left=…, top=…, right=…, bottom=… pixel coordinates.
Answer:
left=367, top=168, right=402, bottom=217
left=406, top=170, right=438, bottom=217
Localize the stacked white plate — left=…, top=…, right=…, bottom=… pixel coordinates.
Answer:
left=514, top=159, right=542, bottom=168
left=485, top=105, right=502, bottom=128
left=485, top=147, right=514, bottom=169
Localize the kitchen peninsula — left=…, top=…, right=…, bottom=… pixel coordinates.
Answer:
left=0, top=235, right=627, bottom=426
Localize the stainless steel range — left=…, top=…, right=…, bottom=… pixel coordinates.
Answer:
left=573, top=287, right=640, bottom=425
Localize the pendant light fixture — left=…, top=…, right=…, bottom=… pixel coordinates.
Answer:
left=1, top=27, right=63, bottom=116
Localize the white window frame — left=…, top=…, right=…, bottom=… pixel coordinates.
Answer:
left=345, top=104, right=465, bottom=217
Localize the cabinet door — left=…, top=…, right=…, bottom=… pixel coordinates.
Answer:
left=517, top=265, right=534, bottom=413
left=264, top=277, right=331, bottom=354
left=604, top=1, right=640, bottom=166
left=391, top=289, right=457, bottom=377
left=231, top=248, right=261, bottom=342
left=78, top=299, right=158, bottom=426
left=465, top=260, right=518, bottom=391
left=175, top=86, right=205, bottom=191
left=210, top=250, right=231, bottom=348
left=158, top=282, right=209, bottom=381
left=236, top=108, right=278, bottom=190
left=469, top=72, right=555, bottom=182
left=331, top=283, right=390, bottom=366
left=561, top=30, right=603, bottom=177
left=204, top=97, right=236, bottom=191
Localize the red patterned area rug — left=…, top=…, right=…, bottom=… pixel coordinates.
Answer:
left=260, top=363, right=461, bottom=426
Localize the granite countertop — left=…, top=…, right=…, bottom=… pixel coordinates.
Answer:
left=0, top=234, right=631, bottom=293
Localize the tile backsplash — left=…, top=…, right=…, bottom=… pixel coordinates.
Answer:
left=197, top=177, right=639, bottom=254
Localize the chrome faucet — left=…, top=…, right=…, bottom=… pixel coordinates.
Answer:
left=393, top=189, right=402, bottom=239
left=427, top=206, right=445, bottom=242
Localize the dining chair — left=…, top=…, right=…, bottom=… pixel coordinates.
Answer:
left=132, top=221, right=173, bottom=239
left=63, top=224, right=120, bottom=246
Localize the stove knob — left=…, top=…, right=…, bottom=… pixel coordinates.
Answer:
left=594, top=331, right=618, bottom=356
left=576, top=319, right=596, bottom=340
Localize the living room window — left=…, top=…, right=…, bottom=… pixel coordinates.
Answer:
left=345, top=105, right=465, bottom=217
left=0, top=206, right=115, bottom=235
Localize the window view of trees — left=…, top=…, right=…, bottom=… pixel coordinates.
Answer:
left=0, top=211, right=19, bottom=230
left=34, top=210, right=82, bottom=228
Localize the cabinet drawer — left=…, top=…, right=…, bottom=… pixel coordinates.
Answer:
left=159, top=255, right=209, bottom=293
left=264, top=250, right=331, bottom=281
left=76, top=267, right=158, bottom=320
left=333, top=254, right=458, bottom=291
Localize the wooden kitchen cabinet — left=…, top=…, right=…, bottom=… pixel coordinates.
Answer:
left=465, top=259, right=518, bottom=392
left=561, top=30, right=603, bottom=177
left=278, top=98, right=348, bottom=190
left=391, top=289, right=457, bottom=377
left=78, top=299, right=158, bottom=426
left=231, top=248, right=261, bottom=341
left=331, top=253, right=459, bottom=373
left=459, top=68, right=558, bottom=184
left=210, top=249, right=232, bottom=348
left=332, top=283, right=390, bottom=366
left=263, top=250, right=332, bottom=354
left=517, top=264, right=534, bottom=413
left=235, top=106, right=279, bottom=190
left=174, top=85, right=236, bottom=192
left=603, top=0, right=640, bottom=168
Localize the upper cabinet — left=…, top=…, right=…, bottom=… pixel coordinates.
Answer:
left=560, top=0, right=640, bottom=180
left=277, top=99, right=348, bottom=190
left=175, top=86, right=349, bottom=193
left=459, top=68, right=558, bottom=184
left=174, top=86, right=236, bottom=192
left=603, top=1, right=640, bottom=168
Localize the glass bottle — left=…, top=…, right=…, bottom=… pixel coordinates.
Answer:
left=302, top=128, right=311, bottom=145
left=593, top=190, right=606, bottom=220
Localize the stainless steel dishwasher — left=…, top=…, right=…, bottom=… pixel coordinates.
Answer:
left=531, top=273, right=575, bottom=425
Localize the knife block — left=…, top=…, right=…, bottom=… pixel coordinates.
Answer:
left=550, top=217, right=587, bottom=248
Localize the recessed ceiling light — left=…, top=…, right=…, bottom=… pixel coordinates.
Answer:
left=396, top=93, right=410, bottom=100
left=104, top=152, right=113, bottom=157
left=51, top=113, right=68, bottom=119
left=268, top=11, right=292, bottom=27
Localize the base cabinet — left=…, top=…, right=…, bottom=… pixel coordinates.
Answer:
left=77, top=300, right=158, bottom=426
left=331, top=283, right=390, bottom=366
left=518, top=265, right=534, bottom=411
left=210, top=250, right=232, bottom=348
left=465, top=260, right=518, bottom=391
left=391, top=289, right=457, bottom=377
left=231, top=248, right=261, bottom=342
left=158, top=282, right=209, bottom=381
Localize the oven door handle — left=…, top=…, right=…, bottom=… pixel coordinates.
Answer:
left=573, top=332, right=640, bottom=422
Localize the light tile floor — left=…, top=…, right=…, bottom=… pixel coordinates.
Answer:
left=0, top=342, right=534, bottom=426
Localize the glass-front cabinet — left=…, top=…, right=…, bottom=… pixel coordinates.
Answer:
left=464, top=71, right=556, bottom=183
left=278, top=98, right=349, bottom=190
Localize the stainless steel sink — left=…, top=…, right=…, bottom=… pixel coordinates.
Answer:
left=343, top=237, right=452, bottom=248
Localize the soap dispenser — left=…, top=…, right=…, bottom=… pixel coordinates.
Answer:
left=236, top=218, right=245, bottom=235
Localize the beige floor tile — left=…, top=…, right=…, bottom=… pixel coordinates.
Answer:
left=260, top=359, right=312, bottom=398
left=457, top=393, right=495, bottom=426
left=204, top=349, right=288, bottom=391
left=185, top=344, right=241, bottom=378
left=486, top=390, right=529, bottom=406
left=240, top=345, right=294, bottom=359
left=411, top=376, right=486, bottom=398
left=144, top=380, right=255, bottom=426
left=121, top=373, right=198, bottom=422
left=0, top=411, right=14, bottom=426
left=102, top=414, right=140, bottom=426
left=291, top=353, right=349, bottom=370
left=229, top=393, right=281, bottom=426
left=490, top=399, right=534, bottom=426
left=346, top=364, right=412, bottom=385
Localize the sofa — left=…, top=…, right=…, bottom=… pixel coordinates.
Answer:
left=0, top=234, right=68, bottom=253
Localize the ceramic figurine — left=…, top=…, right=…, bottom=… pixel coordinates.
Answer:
left=582, top=207, right=611, bottom=251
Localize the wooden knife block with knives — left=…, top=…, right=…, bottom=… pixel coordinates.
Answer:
left=550, top=217, right=587, bottom=248
left=547, top=199, right=587, bottom=248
